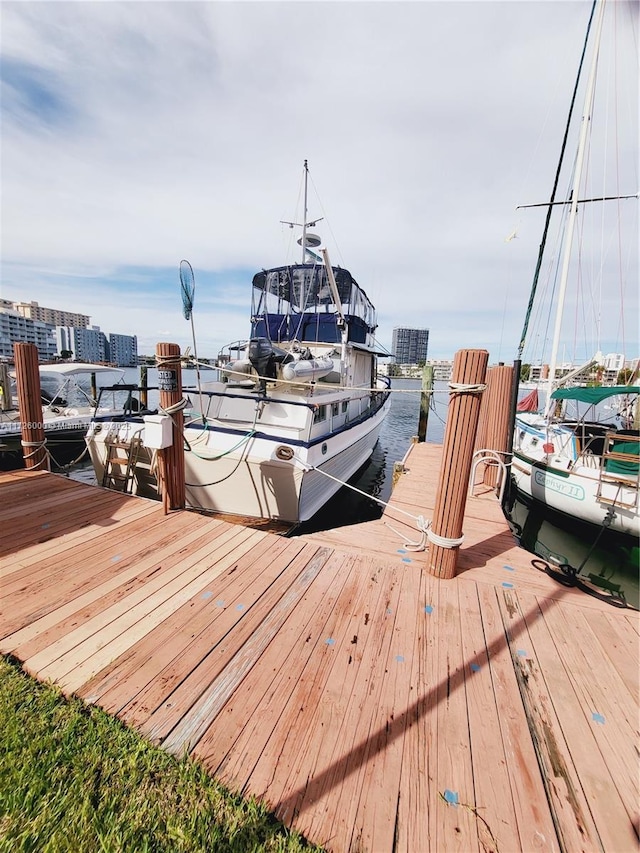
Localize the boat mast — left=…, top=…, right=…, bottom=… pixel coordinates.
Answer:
left=545, top=0, right=607, bottom=416
left=301, top=159, right=309, bottom=264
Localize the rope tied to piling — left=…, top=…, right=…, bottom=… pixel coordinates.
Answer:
left=20, top=437, right=49, bottom=468
left=448, top=382, right=487, bottom=395
left=384, top=515, right=430, bottom=551
left=426, top=528, right=465, bottom=548
left=155, top=352, right=191, bottom=368
left=160, top=398, right=188, bottom=416
left=383, top=516, right=464, bottom=551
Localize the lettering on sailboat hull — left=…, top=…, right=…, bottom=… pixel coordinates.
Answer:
left=533, top=469, right=585, bottom=501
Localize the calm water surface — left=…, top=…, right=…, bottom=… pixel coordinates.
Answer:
left=70, top=369, right=638, bottom=609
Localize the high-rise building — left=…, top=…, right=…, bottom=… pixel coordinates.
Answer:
left=0, top=304, right=57, bottom=361
left=391, top=327, right=429, bottom=364
left=56, top=326, right=107, bottom=363
left=13, top=301, right=90, bottom=329
left=109, top=333, right=138, bottom=367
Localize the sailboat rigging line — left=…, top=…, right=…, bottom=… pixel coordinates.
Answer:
left=517, top=0, right=598, bottom=360
left=517, top=192, right=638, bottom=210
left=544, top=0, right=608, bottom=417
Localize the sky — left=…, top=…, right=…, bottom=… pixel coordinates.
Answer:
left=1, top=0, right=638, bottom=365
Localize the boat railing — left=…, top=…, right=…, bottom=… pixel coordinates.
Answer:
left=596, top=431, right=640, bottom=509
left=602, top=431, right=640, bottom=476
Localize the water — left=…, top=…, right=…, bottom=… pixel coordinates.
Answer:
left=69, top=368, right=638, bottom=608
left=504, top=486, right=639, bottom=609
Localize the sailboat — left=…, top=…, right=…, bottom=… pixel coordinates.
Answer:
left=510, top=0, right=639, bottom=539
left=86, top=161, right=392, bottom=524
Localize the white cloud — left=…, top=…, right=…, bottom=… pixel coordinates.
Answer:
left=1, top=0, right=637, bottom=361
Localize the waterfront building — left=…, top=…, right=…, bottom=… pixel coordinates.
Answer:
left=428, top=360, right=453, bottom=381
left=109, top=333, right=138, bottom=367
left=392, top=327, right=429, bottom=365
left=13, top=300, right=90, bottom=329
left=56, top=325, right=107, bottom=363
left=0, top=303, right=57, bottom=361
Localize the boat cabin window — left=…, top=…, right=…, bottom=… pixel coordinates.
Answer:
left=313, top=404, right=327, bottom=424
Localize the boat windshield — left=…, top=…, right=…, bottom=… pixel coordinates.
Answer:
left=251, top=264, right=377, bottom=346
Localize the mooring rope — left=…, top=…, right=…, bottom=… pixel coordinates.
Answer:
left=296, top=460, right=464, bottom=552
left=448, top=382, right=487, bottom=395
left=159, top=398, right=188, bottom=416
left=20, top=438, right=49, bottom=470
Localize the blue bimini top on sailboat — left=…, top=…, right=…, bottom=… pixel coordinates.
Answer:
left=551, top=385, right=640, bottom=404
left=250, top=264, right=378, bottom=347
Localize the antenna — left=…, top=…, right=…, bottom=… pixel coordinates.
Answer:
left=279, top=160, right=323, bottom=262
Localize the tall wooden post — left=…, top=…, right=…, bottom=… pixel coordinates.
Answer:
left=14, top=343, right=49, bottom=471
left=156, top=343, right=185, bottom=511
left=139, top=365, right=148, bottom=410
left=0, top=362, right=10, bottom=411
left=475, top=363, right=513, bottom=487
left=427, top=348, right=488, bottom=579
left=417, top=363, right=433, bottom=442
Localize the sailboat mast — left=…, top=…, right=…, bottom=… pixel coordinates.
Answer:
left=545, top=0, right=607, bottom=413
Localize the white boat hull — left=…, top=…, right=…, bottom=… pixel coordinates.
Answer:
left=182, top=393, right=390, bottom=522
left=86, top=382, right=391, bottom=524
left=511, top=452, right=639, bottom=538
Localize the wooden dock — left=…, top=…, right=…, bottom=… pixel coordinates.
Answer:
left=1, top=443, right=638, bottom=852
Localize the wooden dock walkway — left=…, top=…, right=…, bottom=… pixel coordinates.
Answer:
left=1, top=443, right=638, bottom=852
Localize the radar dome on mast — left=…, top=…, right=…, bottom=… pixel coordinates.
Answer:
left=296, top=233, right=322, bottom=248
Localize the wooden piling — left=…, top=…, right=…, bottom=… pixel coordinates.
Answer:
left=13, top=343, right=49, bottom=471
left=156, top=343, right=185, bottom=511
left=427, top=348, right=488, bottom=579
left=475, top=363, right=513, bottom=487
left=0, top=362, right=10, bottom=411
left=417, top=363, right=433, bottom=442
left=139, top=365, right=148, bottom=410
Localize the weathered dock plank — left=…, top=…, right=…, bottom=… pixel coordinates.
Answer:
left=456, top=581, right=521, bottom=853
left=1, top=455, right=638, bottom=853
left=78, top=533, right=297, bottom=712
left=4, top=517, right=224, bottom=660
left=194, top=548, right=357, bottom=794
left=473, top=584, right=559, bottom=851
left=513, top=590, right=638, bottom=853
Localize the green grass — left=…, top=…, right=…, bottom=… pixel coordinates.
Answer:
left=0, top=657, right=320, bottom=853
